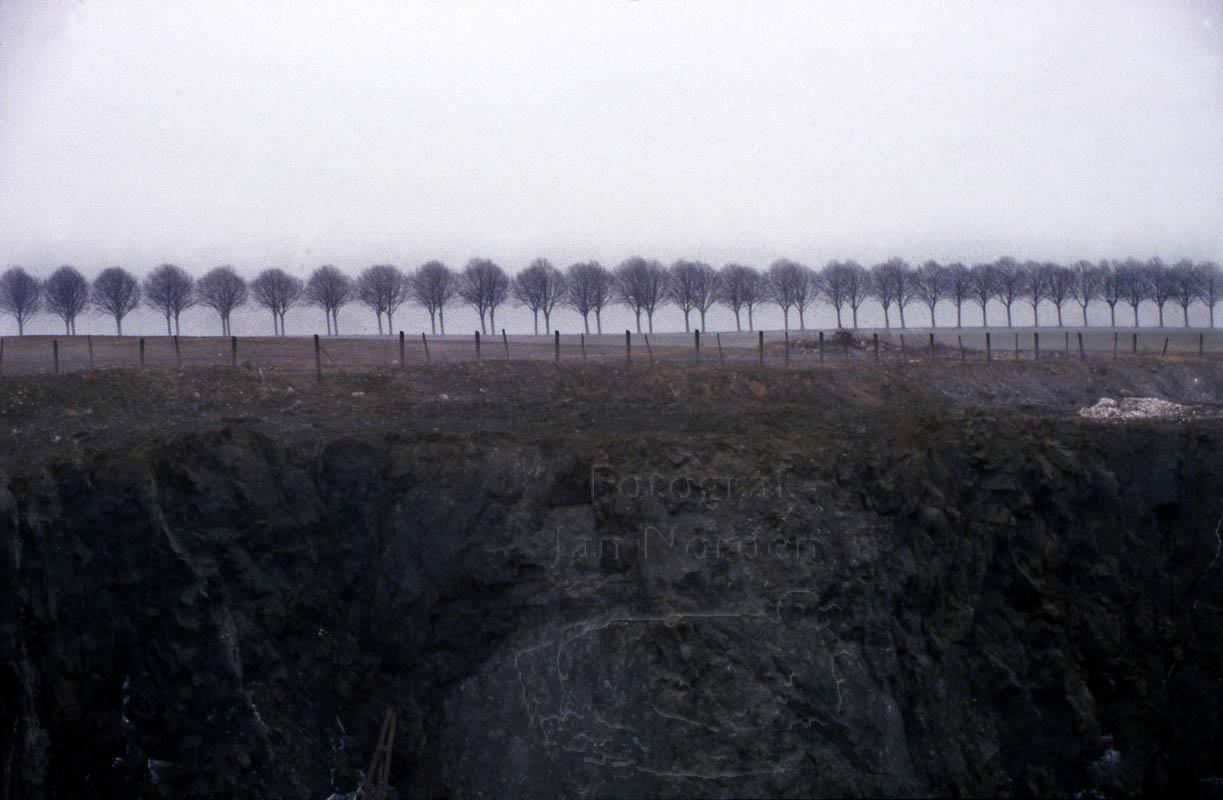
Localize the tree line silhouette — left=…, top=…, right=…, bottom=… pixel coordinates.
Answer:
left=1, top=257, right=1219, bottom=337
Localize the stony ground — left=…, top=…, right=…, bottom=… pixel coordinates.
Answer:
left=2, top=358, right=1223, bottom=798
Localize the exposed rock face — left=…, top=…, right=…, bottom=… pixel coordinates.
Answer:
left=2, top=417, right=1222, bottom=798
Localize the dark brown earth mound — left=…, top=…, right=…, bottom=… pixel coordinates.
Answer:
left=2, top=360, right=1222, bottom=798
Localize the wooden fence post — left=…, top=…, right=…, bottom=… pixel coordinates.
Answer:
left=231, top=336, right=238, bottom=367
left=1034, top=332, right=1040, bottom=361
left=1013, top=333, right=1019, bottom=359
left=625, top=330, right=631, bottom=365
left=475, top=331, right=481, bottom=360
left=502, top=329, right=509, bottom=359
left=421, top=332, right=430, bottom=363
left=53, top=339, right=59, bottom=374
left=400, top=330, right=406, bottom=367
left=139, top=337, right=145, bottom=370
left=716, top=333, right=724, bottom=367
left=900, top=334, right=907, bottom=357
left=554, top=330, right=560, bottom=364
left=759, top=330, right=765, bottom=368
left=873, top=333, right=880, bottom=363
left=1162, top=337, right=1169, bottom=357
left=818, top=331, right=824, bottom=364
left=1064, top=331, right=1069, bottom=357
left=173, top=335, right=181, bottom=368
left=644, top=333, right=654, bottom=365
left=88, top=335, right=95, bottom=371
left=986, top=332, right=992, bottom=363
left=314, top=334, right=322, bottom=380
left=694, top=329, right=701, bottom=366
left=958, top=335, right=965, bottom=361
left=928, top=332, right=935, bottom=361
left=784, top=330, right=790, bottom=366
left=1131, top=332, right=1137, bottom=354
left=581, top=333, right=587, bottom=362
left=1200, top=332, right=1205, bottom=358
left=0, top=337, right=4, bottom=375
left=1113, top=331, right=1119, bottom=359
left=1078, top=332, right=1085, bottom=360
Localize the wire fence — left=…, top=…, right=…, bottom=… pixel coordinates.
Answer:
left=0, top=327, right=1219, bottom=377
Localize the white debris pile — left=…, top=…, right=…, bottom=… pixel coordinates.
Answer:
left=1078, top=396, right=1201, bottom=421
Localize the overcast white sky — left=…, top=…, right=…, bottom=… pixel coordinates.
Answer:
left=0, top=0, right=1221, bottom=334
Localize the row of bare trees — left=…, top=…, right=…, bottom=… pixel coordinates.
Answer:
left=2, top=257, right=1220, bottom=336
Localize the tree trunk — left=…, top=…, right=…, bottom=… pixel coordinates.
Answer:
left=17, top=319, right=23, bottom=335
left=734, top=308, right=741, bottom=331
left=438, top=307, right=445, bottom=336
left=532, top=310, right=539, bottom=336
left=956, top=303, right=962, bottom=329
left=899, top=304, right=906, bottom=329
left=376, top=312, right=383, bottom=335
left=543, top=310, right=551, bottom=333
left=1029, top=301, right=1038, bottom=327
left=1182, top=302, right=1190, bottom=327
left=852, top=305, right=859, bottom=329
left=928, top=302, right=936, bottom=328
left=116, top=316, right=122, bottom=336
left=174, top=314, right=181, bottom=336
left=333, top=309, right=341, bottom=336
left=1110, top=304, right=1116, bottom=327
left=583, top=313, right=590, bottom=334
left=747, top=306, right=754, bottom=331
left=271, top=310, right=278, bottom=335
left=647, top=312, right=654, bottom=334
left=835, top=307, right=842, bottom=329
left=1158, top=303, right=1165, bottom=327
left=1006, top=304, right=1012, bottom=328
left=798, top=307, right=806, bottom=332
left=1082, top=303, right=1088, bottom=327
left=596, top=309, right=603, bottom=334
left=683, top=309, right=690, bottom=332
left=488, top=307, right=495, bottom=334
left=782, top=307, right=790, bottom=331
left=699, top=309, right=706, bottom=331
left=1056, top=303, right=1063, bottom=327
left=634, top=310, right=641, bottom=334
left=166, top=314, right=173, bottom=335
left=387, top=311, right=395, bottom=334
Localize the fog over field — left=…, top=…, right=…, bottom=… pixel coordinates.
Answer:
left=0, top=0, right=1220, bottom=336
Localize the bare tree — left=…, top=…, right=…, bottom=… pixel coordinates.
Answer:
left=250, top=268, right=304, bottom=335
left=567, top=261, right=614, bottom=334
left=824, top=261, right=871, bottom=329
left=513, top=258, right=567, bottom=334
left=1094, top=261, right=1122, bottom=327
left=0, top=267, right=42, bottom=335
left=1115, top=258, right=1148, bottom=326
left=44, top=266, right=89, bottom=334
left=871, top=258, right=915, bottom=328
left=460, top=258, right=510, bottom=334
left=305, top=265, right=353, bottom=335
left=668, top=261, right=719, bottom=331
left=1043, top=263, right=1072, bottom=327
left=143, top=264, right=195, bottom=335
left=614, top=257, right=667, bottom=333
left=967, top=263, right=997, bottom=327
left=822, top=261, right=851, bottom=329
left=411, top=261, right=456, bottom=335
left=1146, top=257, right=1175, bottom=327
left=196, top=266, right=248, bottom=336
left=1018, top=261, right=1052, bottom=326
left=943, top=263, right=970, bottom=328
left=1169, top=259, right=1200, bottom=327
left=718, top=263, right=764, bottom=331
left=992, top=258, right=1024, bottom=328
left=357, top=264, right=411, bottom=335
left=768, top=259, right=807, bottom=332
left=91, top=267, right=141, bottom=334
left=1068, top=260, right=1099, bottom=326
left=912, top=260, right=947, bottom=327
left=1196, top=262, right=1222, bottom=328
